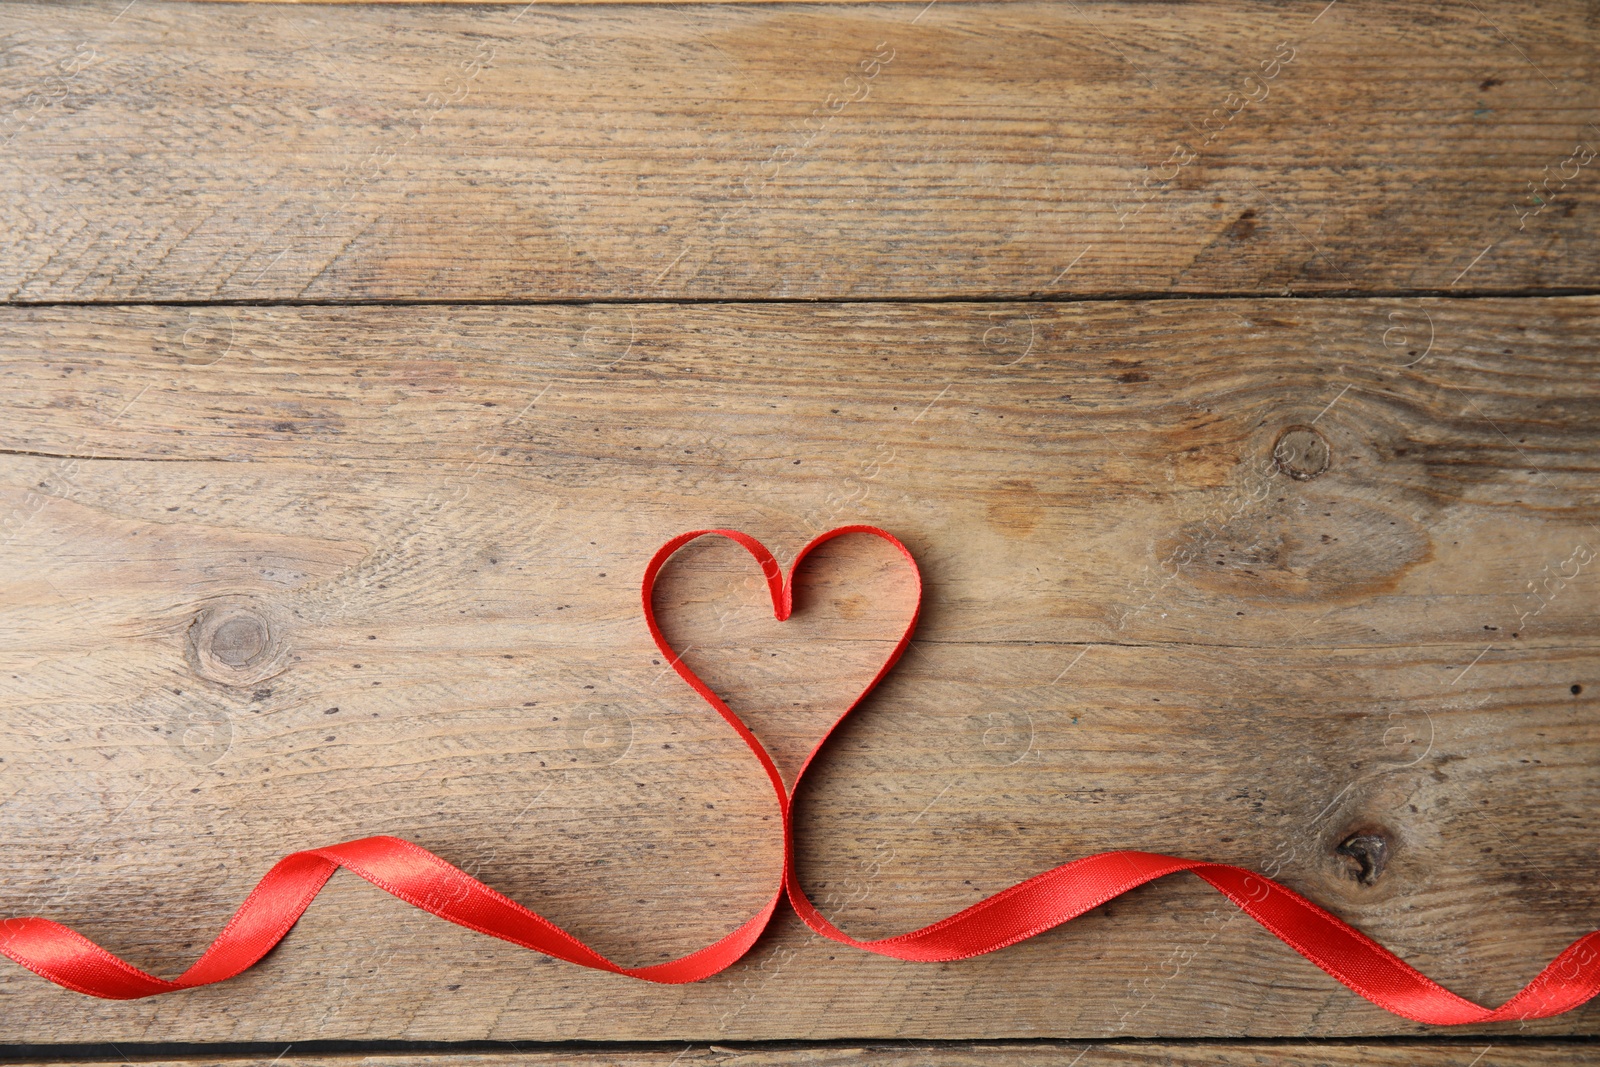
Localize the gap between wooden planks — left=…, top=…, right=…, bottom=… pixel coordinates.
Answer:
left=213, top=1, right=944, bottom=4
left=0, top=299, right=1595, bottom=1043
left=15, top=1044, right=1600, bottom=1066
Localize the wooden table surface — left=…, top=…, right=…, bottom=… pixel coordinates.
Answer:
left=2, top=1, right=1596, bottom=1063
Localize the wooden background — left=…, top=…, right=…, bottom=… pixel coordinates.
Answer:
left=1, top=0, right=1596, bottom=1063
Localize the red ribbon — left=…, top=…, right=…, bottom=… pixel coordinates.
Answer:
left=3, top=525, right=1598, bottom=1024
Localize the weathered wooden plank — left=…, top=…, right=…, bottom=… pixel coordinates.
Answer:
left=0, top=300, right=1596, bottom=1042
left=3, top=298, right=1597, bottom=649
left=19, top=1044, right=1600, bottom=1066
left=1, top=0, right=1597, bottom=302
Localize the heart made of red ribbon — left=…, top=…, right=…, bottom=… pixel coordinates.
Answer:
left=640, top=525, right=922, bottom=816
left=2, top=526, right=1597, bottom=1025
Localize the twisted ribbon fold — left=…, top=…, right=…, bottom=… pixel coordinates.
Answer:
left=4, top=526, right=1598, bottom=1024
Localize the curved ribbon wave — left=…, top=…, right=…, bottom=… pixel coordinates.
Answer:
left=3, top=525, right=1597, bottom=1023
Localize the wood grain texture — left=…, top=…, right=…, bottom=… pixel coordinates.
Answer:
left=19, top=1045, right=1600, bottom=1067
left=2, top=0, right=1598, bottom=303
left=0, top=299, right=1595, bottom=1042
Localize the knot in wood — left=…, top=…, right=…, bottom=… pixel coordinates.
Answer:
left=186, top=598, right=290, bottom=688
left=1273, top=425, right=1330, bottom=480
left=210, top=616, right=268, bottom=667
left=1336, top=830, right=1391, bottom=886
